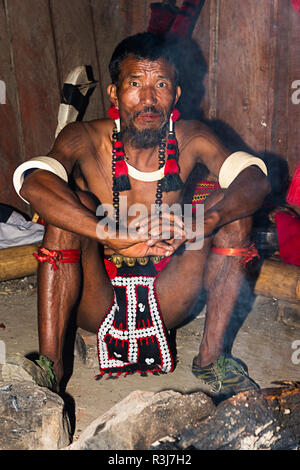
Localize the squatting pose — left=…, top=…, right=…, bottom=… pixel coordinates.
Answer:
left=6, top=33, right=270, bottom=401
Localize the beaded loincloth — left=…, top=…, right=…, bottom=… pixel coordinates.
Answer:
left=96, top=255, right=176, bottom=379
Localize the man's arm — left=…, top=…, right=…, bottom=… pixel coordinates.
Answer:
left=203, top=166, right=271, bottom=236
left=20, top=122, right=102, bottom=241
left=187, top=125, right=271, bottom=235
left=19, top=123, right=176, bottom=256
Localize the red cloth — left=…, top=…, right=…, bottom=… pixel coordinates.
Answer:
left=291, top=0, right=300, bottom=12
left=147, top=3, right=178, bottom=34
left=275, top=211, right=300, bottom=266
left=286, top=163, right=300, bottom=207
left=170, top=0, right=204, bottom=37
left=147, top=1, right=204, bottom=37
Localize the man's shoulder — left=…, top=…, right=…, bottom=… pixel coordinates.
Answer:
left=60, top=118, right=112, bottom=139
left=53, top=119, right=112, bottom=154
left=176, top=119, right=216, bottom=147
left=84, top=118, right=114, bottom=135
left=176, top=119, right=230, bottom=174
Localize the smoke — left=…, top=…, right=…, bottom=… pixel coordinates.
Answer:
left=165, top=34, right=208, bottom=120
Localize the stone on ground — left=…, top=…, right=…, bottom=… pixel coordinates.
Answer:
left=67, top=389, right=215, bottom=450
left=0, top=380, right=71, bottom=450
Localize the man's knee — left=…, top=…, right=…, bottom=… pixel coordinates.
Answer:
left=213, top=216, right=253, bottom=247
left=42, top=222, right=81, bottom=250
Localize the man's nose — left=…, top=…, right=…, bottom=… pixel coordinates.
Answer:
left=140, top=86, right=157, bottom=105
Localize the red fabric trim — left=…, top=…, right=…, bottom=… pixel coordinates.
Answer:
left=153, top=272, right=175, bottom=373
left=96, top=290, right=117, bottom=376
left=154, top=256, right=172, bottom=272
left=104, top=259, right=117, bottom=280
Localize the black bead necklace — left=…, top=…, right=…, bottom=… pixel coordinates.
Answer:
left=112, top=127, right=166, bottom=226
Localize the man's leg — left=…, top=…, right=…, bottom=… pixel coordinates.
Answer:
left=37, top=224, right=113, bottom=384
left=156, top=214, right=259, bottom=398
left=195, top=216, right=253, bottom=367
left=3, top=192, right=114, bottom=391
left=156, top=216, right=252, bottom=346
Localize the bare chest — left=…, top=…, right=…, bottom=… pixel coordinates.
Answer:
left=77, top=145, right=196, bottom=212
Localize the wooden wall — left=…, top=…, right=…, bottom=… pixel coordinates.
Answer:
left=192, top=0, right=300, bottom=194
left=0, top=0, right=299, bottom=212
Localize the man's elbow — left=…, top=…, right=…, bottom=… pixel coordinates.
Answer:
left=19, top=173, right=39, bottom=204
left=261, top=172, right=272, bottom=198
left=253, top=166, right=271, bottom=198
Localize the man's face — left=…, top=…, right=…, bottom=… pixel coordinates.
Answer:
left=107, top=56, right=181, bottom=147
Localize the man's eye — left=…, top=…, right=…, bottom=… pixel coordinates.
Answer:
left=157, top=82, right=167, bottom=88
left=130, top=81, right=139, bottom=87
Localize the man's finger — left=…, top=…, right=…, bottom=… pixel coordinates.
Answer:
left=137, top=212, right=184, bottom=235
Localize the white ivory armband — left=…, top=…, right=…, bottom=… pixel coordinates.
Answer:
left=13, top=156, right=68, bottom=204
left=218, top=151, right=268, bottom=188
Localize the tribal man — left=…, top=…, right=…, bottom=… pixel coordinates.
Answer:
left=6, top=33, right=270, bottom=401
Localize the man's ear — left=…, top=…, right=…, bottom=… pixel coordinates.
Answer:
left=107, top=84, right=118, bottom=107
left=174, top=85, right=181, bottom=106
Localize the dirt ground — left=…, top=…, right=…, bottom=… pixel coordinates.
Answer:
left=0, top=273, right=300, bottom=444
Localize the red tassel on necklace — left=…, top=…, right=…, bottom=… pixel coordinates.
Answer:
left=161, top=109, right=183, bottom=192
left=108, top=105, right=131, bottom=192
left=112, top=138, right=131, bottom=192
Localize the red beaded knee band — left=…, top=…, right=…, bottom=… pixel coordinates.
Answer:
left=33, top=248, right=81, bottom=271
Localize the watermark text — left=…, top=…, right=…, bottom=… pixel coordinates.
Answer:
left=96, top=197, right=204, bottom=251
left=0, top=80, right=6, bottom=104
left=0, top=340, right=6, bottom=364
left=291, top=80, right=300, bottom=105
left=291, top=340, right=300, bottom=365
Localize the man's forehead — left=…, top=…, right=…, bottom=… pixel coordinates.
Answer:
left=118, top=56, right=176, bottom=80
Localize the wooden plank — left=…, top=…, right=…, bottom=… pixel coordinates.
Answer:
left=270, top=0, right=290, bottom=160
left=49, top=0, right=105, bottom=121
left=90, top=0, right=148, bottom=113
left=119, top=0, right=149, bottom=35
left=191, top=0, right=212, bottom=119
left=7, top=0, right=60, bottom=158
left=207, top=0, right=220, bottom=121
left=287, top=4, right=300, bottom=176
left=0, top=0, right=26, bottom=211
left=214, top=0, right=273, bottom=152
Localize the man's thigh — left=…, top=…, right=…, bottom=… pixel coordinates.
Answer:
left=155, top=238, right=211, bottom=329
left=155, top=214, right=253, bottom=329
left=76, top=240, right=114, bottom=334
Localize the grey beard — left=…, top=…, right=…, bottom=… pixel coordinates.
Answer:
left=122, top=123, right=168, bottom=149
